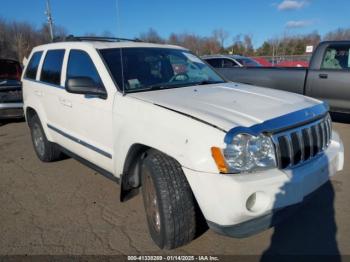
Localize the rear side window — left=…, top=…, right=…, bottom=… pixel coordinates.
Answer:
left=24, top=51, right=43, bottom=80
left=40, top=50, right=65, bottom=85
left=66, top=50, right=103, bottom=88
left=321, top=45, right=350, bottom=70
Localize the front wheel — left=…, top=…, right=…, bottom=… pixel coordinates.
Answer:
left=141, top=149, right=197, bottom=249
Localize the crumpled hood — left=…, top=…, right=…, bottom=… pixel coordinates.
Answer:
left=128, top=82, right=321, bottom=131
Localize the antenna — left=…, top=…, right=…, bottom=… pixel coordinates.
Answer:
left=116, top=0, right=126, bottom=95
left=45, top=0, right=54, bottom=41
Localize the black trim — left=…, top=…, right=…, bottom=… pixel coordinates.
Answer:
left=47, top=124, right=112, bottom=159
left=62, top=35, right=143, bottom=43
left=57, top=145, right=119, bottom=184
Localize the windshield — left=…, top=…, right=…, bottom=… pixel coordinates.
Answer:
left=100, top=48, right=225, bottom=93
left=236, top=58, right=261, bottom=67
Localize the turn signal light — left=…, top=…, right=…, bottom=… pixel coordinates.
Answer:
left=211, top=147, right=228, bottom=173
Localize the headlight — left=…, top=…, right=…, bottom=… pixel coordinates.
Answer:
left=212, top=133, right=276, bottom=174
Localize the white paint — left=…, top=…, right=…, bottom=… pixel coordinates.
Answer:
left=22, top=40, right=344, bottom=231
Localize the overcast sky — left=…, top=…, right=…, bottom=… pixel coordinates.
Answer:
left=1, top=0, right=349, bottom=47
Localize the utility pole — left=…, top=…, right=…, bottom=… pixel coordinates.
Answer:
left=45, top=0, right=54, bottom=41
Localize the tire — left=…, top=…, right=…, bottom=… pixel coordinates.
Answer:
left=28, top=114, right=62, bottom=162
left=141, top=149, right=196, bottom=249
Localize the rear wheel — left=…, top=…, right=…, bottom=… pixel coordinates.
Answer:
left=29, top=114, right=62, bottom=162
left=141, top=149, right=197, bottom=249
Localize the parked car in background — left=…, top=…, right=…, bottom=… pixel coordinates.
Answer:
left=250, top=57, right=272, bottom=67
left=275, top=60, right=309, bottom=68
left=216, top=41, right=350, bottom=114
left=22, top=37, right=343, bottom=249
left=202, top=54, right=262, bottom=68
left=0, top=59, right=23, bottom=119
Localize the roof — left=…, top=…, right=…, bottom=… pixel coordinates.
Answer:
left=201, top=54, right=249, bottom=59
left=32, top=40, right=186, bottom=52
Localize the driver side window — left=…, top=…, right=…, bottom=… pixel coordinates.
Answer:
left=66, top=50, right=104, bottom=89
left=223, top=59, right=238, bottom=68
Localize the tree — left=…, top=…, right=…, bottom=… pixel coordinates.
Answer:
left=323, top=28, right=350, bottom=41
left=212, top=28, right=229, bottom=50
left=226, top=34, right=254, bottom=56
left=139, top=28, right=164, bottom=43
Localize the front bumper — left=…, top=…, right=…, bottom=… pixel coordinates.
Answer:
left=0, top=103, right=24, bottom=119
left=183, top=131, right=344, bottom=237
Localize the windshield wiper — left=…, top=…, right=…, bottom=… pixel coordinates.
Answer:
left=145, top=82, right=189, bottom=91
left=194, top=80, right=224, bottom=86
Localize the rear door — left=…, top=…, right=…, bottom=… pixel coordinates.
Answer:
left=305, top=44, right=350, bottom=113
left=38, top=49, right=69, bottom=136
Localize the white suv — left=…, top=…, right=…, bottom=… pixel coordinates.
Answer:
left=22, top=37, right=344, bottom=249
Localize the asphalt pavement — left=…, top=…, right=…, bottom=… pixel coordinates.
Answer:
left=0, top=118, right=349, bottom=258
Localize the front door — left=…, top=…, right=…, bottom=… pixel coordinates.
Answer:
left=59, top=49, right=115, bottom=172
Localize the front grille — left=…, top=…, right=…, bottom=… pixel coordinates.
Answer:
left=271, top=114, right=332, bottom=169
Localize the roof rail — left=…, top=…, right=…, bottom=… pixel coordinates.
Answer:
left=54, top=35, right=143, bottom=43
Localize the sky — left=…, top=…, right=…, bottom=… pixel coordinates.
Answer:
left=1, top=0, right=349, bottom=48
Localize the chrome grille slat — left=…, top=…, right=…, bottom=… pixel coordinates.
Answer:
left=296, top=131, right=305, bottom=161
left=325, top=117, right=331, bottom=146
left=272, top=136, right=282, bottom=169
left=271, top=115, right=332, bottom=169
left=307, top=127, right=314, bottom=157
left=320, top=121, right=327, bottom=150
left=315, top=125, right=321, bottom=154
left=285, top=135, right=294, bottom=166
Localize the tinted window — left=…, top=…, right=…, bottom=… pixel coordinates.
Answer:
left=223, top=59, right=238, bottom=68
left=40, top=50, right=65, bottom=85
left=236, top=58, right=261, bottom=67
left=24, top=51, right=42, bottom=80
left=206, top=58, right=222, bottom=68
left=321, top=45, right=350, bottom=70
left=66, top=50, right=103, bottom=88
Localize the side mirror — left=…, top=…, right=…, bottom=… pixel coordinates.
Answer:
left=65, top=77, right=107, bottom=99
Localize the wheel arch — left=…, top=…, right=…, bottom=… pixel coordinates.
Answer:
left=120, top=143, right=188, bottom=202
left=120, top=143, right=150, bottom=202
left=25, top=106, right=37, bottom=124
left=24, top=104, right=53, bottom=141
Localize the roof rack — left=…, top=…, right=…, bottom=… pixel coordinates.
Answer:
left=54, top=35, right=143, bottom=43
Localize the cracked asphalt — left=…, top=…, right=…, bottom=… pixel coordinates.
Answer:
left=0, top=118, right=349, bottom=256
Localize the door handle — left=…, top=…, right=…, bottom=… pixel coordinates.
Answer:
left=319, top=73, right=328, bottom=79
left=64, top=100, right=72, bottom=107
left=59, top=98, right=72, bottom=107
